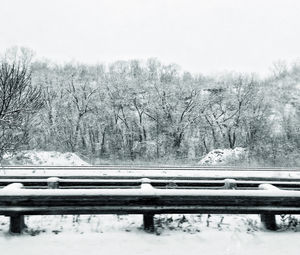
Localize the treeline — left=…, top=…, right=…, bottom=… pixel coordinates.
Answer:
left=1, top=49, right=300, bottom=166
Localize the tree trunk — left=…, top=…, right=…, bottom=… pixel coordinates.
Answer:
left=100, top=129, right=106, bottom=157
left=228, top=128, right=236, bottom=149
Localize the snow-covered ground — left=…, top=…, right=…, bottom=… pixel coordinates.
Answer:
left=2, top=150, right=299, bottom=181
left=1, top=150, right=300, bottom=254
left=1, top=230, right=297, bottom=255
left=2, top=230, right=300, bottom=255
left=2, top=150, right=90, bottom=166
left=1, top=168, right=300, bottom=181
left=1, top=214, right=300, bottom=255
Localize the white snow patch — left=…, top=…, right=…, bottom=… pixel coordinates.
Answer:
left=2, top=150, right=90, bottom=166
left=2, top=183, right=23, bottom=190
left=199, top=147, right=248, bottom=165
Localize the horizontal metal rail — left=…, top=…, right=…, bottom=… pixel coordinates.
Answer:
left=2, top=205, right=300, bottom=215
left=1, top=165, right=300, bottom=171
left=1, top=178, right=300, bottom=190
left=1, top=188, right=300, bottom=214
left=1, top=175, right=300, bottom=183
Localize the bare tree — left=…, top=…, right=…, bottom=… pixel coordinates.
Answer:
left=0, top=60, right=42, bottom=159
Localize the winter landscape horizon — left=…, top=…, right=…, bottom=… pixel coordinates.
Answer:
left=1, top=0, right=300, bottom=254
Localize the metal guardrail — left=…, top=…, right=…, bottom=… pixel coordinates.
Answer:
left=0, top=177, right=300, bottom=233
left=1, top=166, right=300, bottom=234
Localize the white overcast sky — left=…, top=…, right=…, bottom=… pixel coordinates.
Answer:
left=1, top=0, right=300, bottom=76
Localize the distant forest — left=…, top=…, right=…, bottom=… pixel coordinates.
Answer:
left=0, top=48, right=299, bottom=166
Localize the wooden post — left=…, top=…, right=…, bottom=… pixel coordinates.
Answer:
left=10, top=215, right=25, bottom=234
left=259, top=184, right=278, bottom=230
left=47, top=177, right=60, bottom=189
left=143, top=214, right=154, bottom=232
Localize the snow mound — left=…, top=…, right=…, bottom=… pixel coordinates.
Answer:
left=2, top=183, right=24, bottom=190
left=199, top=147, right=247, bottom=165
left=2, top=150, right=90, bottom=166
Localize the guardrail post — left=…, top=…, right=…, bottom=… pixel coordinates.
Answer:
left=143, top=214, right=154, bottom=232
left=10, top=215, right=25, bottom=234
left=141, top=178, right=155, bottom=232
left=259, top=184, right=278, bottom=230
left=260, top=214, right=277, bottom=231
left=2, top=183, right=26, bottom=234
left=47, top=177, right=60, bottom=189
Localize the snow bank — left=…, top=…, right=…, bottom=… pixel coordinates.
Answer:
left=2, top=151, right=90, bottom=166
left=199, top=147, right=248, bottom=165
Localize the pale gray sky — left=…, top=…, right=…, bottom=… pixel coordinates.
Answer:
left=1, top=0, right=300, bottom=76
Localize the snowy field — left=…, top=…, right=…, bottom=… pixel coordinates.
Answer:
left=2, top=228, right=300, bottom=255
left=1, top=214, right=300, bottom=255
left=1, top=151, right=300, bottom=254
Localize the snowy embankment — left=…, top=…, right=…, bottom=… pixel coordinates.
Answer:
left=1, top=150, right=300, bottom=254
left=0, top=214, right=299, bottom=255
